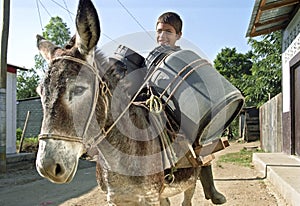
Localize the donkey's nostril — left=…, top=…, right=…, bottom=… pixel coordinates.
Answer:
left=55, top=164, right=62, bottom=176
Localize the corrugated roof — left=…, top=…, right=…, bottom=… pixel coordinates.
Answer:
left=7, top=63, right=29, bottom=71
left=246, top=0, right=299, bottom=37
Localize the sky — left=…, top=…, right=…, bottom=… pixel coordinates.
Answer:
left=6, top=0, right=255, bottom=69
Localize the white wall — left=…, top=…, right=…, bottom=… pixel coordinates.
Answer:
left=6, top=71, right=16, bottom=154
left=282, top=9, right=300, bottom=113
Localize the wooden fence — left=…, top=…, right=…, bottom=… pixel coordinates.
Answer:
left=259, top=93, right=283, bottom=152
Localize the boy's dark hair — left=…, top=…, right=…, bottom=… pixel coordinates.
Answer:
left=156, top=12, right=182, bottom=34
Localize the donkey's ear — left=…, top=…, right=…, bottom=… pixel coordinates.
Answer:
left=36, top=34, right=59, bottom=64
left=75, top=0, right=100, bottom=55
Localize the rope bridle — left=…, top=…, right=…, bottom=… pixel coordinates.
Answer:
left=38, top=55, right=110, bottom=146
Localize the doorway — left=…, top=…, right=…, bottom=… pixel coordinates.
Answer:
left=291, top=52, right=300, bottom=156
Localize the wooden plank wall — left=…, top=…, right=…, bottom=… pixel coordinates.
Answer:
left=259, top=93, right=283, bottom=152
left=245, top=108, right=260, bottom=141
left=239, top=107, right=260, bottom=141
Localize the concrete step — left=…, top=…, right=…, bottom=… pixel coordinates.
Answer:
left=253, top=153, right=300, bottom=206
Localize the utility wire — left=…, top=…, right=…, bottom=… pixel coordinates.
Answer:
left=35, top=0, right=121, bottom=47
left=36, top=0, right=44, bottom=31
left=102, top=33, right=120, bottom=45
left=50, top=0, right=75, bottom=16
left=62, top=0, right=74, bottom=23
left=39, top=0, right=52, bottom=18
left=116, top=0, right=155, bottom=42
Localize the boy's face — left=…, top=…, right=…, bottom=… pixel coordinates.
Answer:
left=156, top=23, right=181, bottom=48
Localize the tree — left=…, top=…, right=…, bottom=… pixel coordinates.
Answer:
left=34, top=16, right=71, bottom=74
left=213, top=31, right=282, bottom=107
left=17, top=16, right=71, bottom=99
left=17, top=70, right=40, bottom=99
left=244, top=31, right=282, bottom=106
left=214, top=48, right=254, bottom=137
left=42, top=16, right=71, bottom=47
left=214, top=47, right=253, bottom=94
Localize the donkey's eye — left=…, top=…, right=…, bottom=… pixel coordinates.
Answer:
left=69, top=86, right=87, bottom=99
left=73, top=86, right=86, bottom=96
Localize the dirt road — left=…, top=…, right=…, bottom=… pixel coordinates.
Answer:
left=0, top=141, right=289, bottom=206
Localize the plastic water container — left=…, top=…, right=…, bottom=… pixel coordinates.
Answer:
left=146, top=46, right=244, bottom=144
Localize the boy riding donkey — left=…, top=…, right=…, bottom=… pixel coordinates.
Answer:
left=150, top=12, right=226, bottom=205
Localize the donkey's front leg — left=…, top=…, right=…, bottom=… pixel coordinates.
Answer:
left=182, top=184, right=196, bottom=206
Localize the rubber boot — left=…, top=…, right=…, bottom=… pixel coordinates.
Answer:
left=199, top=165, right=226, bottom=204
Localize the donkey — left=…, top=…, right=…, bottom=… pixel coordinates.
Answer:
left=35, top=0, right=225, bottom=205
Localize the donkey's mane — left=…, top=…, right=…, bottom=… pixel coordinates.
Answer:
left=94, top=48, right=130, bottom=92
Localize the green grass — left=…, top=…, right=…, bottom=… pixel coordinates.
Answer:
left=217, top=148, right=264, bottom=168
left=16, top=137, right=38, bottom=145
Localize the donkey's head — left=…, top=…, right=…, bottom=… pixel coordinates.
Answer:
left=36, top=0, right=108, bottom=183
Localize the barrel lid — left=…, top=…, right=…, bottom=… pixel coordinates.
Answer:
left=114, top=45, right=145, bottom=66
left=109, top=45, right=146, bottom=74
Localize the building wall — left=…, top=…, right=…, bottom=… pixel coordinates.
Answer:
left=282, top=9, right=300, bottom=113
left=282, top=9, right=300, bottom=154
left=6, top=68, right=16, bottom=154
left=16, top=98, right=43, bottom=138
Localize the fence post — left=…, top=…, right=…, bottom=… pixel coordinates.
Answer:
left=18, top=111, right=30, bottom=153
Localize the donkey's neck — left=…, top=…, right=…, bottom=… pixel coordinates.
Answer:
left=97, top=86, right=164, bottom=175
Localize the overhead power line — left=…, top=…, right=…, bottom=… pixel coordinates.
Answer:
left=50, top=0, right=75, bottom=16
left=116, top=0, right=155, bottom=42
left=34, top=0, right=121, bottom=46
left=38, top=0, right=51, bottom=18
left=36, top=0, right=44, bottom=30
left=62, top=0, right=74, bottom=23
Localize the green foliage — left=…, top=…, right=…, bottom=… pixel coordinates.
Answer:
left=17, top=16, right=71, bottom=99
left=17, top=69, right=40, bottom=99
left=42, top=16, right=71, bottom=47
left=214, top=47, right=253, bottom=94
left=214, top=31, right=282, bottom=108
left=244, top=31, right=282, bottom=107
left=16, top=128, right=23, bottom=141
left=16, top=137, right=38, bottom=145
left=16, top=137, right=39, bottom=153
